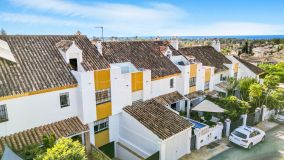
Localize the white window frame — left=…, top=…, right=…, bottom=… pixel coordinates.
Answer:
left=94, top=118, right=109, bottom=134
left=95, top=88, right=111, bottom=105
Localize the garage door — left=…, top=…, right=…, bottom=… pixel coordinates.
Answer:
left=165, top=132, right=189, bottom=160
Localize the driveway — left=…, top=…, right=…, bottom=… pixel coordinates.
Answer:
left=210, top=124, right=284, bottom=160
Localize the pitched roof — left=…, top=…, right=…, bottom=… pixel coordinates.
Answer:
left=101, top=41, right=181, bottom=79
left=179, top=46, right=232, bottom=73
left=0, top=117, right=88, bottom=153
left=123, top=99, right=192, bottom=140
left=233, top=55, right=264, bottom=75
left=153, top=91, right=185, bottom=106
left=185, top=90, right=205, bottom=100
left=0, top=35, right=109, bottom=98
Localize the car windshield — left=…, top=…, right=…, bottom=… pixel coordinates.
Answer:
left=233, top=130, right=247, bottom=139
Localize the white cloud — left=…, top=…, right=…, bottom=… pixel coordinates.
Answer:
left=0, top=13, right=94, bottom=28
left=3, top=0, right=284, bottom=36
left=10, top=0, right=187, bottom=22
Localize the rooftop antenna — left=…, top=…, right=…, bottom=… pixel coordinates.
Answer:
left=95, top=26, right=104, bottom=42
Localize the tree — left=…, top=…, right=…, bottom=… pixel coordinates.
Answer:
left=263, top=75, right=280, bottom=91
left=214, top=96, right=251, bottom=120
left=0, top=28, right=7, bottom=35
left=249, top=83, right=263, bottom=109
left=225, top=77, right=238, bottom=96
left=266, top=89, right=284, bottom=110
left=36, top=138, right=87, bottom=160
left=238, top=78, right=257, bottom=101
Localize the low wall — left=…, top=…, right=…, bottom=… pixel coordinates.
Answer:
left=194, top=123, right=223, bottom=150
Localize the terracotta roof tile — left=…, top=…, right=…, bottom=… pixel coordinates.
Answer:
left=0, top=117, right=88, bottom=153
left=233, top=55, right=264, bottom=75
left=101, top=41, right=181, bottom=79
left=123, top=99, right=192, bottom=140
left=153, top=91, right=185, bottom=106
left=0, top=35, right=109, bottom=98
left=179, top=46, right=232, bottom=73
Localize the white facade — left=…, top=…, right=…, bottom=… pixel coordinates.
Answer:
left=151, top=77, right=178, bottom=98
left=226, top=55, right=259, bottom=79
left=110, top=111, right=191, bottom=160
left=0, top=88, right=79, bottom=137
left=194, top=123, right=223, bottom=150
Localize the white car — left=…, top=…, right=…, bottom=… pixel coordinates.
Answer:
left=275, top=113, right=284, bottom=122
left=229, top=126, right=265, bottom=149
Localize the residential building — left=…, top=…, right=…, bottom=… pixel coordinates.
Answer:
left=0, top=35, right=264, bottom=160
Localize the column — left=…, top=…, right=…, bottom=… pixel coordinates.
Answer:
left=242, top=114, right=247, bottom=126
left=225, top=119, right=231, bottom=137
left=84, top=131, right=91, bottom=153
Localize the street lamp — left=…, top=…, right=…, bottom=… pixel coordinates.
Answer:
left=95, top=26, right=104, bottom=42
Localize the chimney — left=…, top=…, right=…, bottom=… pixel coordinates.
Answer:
left=211, top=40, right=221, bottom=52
left=95, top=41, right=103, bottom=55
left=75, top=30, right=82, bottom=35
left=170, top=37, right=179, bottom=50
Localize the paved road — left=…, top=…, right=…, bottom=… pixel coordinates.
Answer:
left=210, top=125, right=284, bottom=160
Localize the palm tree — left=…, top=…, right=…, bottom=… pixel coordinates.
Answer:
left=225, top=77, right=239, bottom=96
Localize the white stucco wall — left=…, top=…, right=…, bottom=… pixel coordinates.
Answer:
left=111, top=66, right=132, bottom=115
left=0, top=88, right=79, bottom=137
left=194, top=123, right=223, bottom=150
left=72, top=71, right=97, bottom=124
left=161, top=129, right=191, bottom=160
left=142, top=69, right=151, bottom=101
left=151, top=76, right=178, bottom=98
left=118, top=112, right=160, bottom=158
left=196, top=63, right=204, bottom=91
left=176, top=64, right=190, bottom=95
left=226, top=56, right=258, bottom=79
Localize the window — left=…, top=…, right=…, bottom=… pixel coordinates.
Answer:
left=0, top=105, right=8, bottom=122
left=69, top=58, right=78, bottom=71
left=204, top=81, right=210, bottom=90
left=220, top=74, right=226, bottom=81
left=189, top=77, right=196, bottom=87
left=94, top=118, right=109, bottom=133
left=170, top=78, right=174, bottom=88
left=60, top=93, right=70, bottom=108
left=170, top=103, right=177, bottom=110
left=232, top=131, right=247, bottom=139
left=249, top=131, right=260, bottom=138
left=96, top=88, right=111, bottom=104
left=234, top=72, right=238, bottom=79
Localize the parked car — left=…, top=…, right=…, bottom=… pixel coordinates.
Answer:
left=274, top=113, right=284, bottom=123
left=229, top=126, right=265, bottom=149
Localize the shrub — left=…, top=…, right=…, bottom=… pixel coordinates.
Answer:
left=36, top=138, right=86, bottom=160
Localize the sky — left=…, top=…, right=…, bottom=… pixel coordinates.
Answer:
left=1, top=0, right=284, bottom=37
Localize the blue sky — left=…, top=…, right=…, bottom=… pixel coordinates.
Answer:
left=1, top=0, right=284, bottom=37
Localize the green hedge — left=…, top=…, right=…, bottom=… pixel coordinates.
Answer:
left=146, top=151, right=159, bottom=160
left=99, top=141, right=115, bottom=158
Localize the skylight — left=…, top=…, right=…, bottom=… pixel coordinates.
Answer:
left=0, top=40, right=16, bottom=63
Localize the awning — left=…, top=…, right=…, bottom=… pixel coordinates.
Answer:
left=0, top=117, right=88, bottom=153
left=185, top=90, right=205, bottom=100
left=192, top=100, right=225, bottom=113
left=1, top=145, right=22, bottom=160
left=153, top=91, right=185, bottom=106
left=215, top=82, right=228, bottom=90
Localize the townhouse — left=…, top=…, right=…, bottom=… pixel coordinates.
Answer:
left=0, top=34, right=264, bottom=160
left=96, top=41, right=193, bottom=160
left=0, top=35, right=113, bottom=153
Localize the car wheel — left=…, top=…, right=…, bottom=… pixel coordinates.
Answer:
left=262, top=136, right=265, bottom=142
left=248, top=143, right=253, bottom=149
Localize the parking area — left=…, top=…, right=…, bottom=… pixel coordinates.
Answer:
left=210, top=124, right=284, bottom=160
